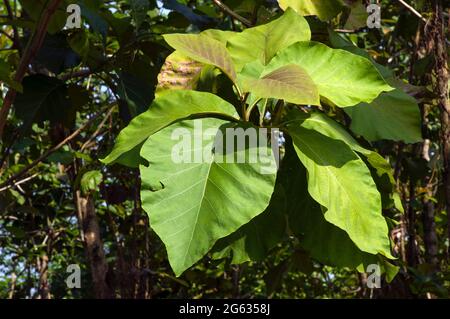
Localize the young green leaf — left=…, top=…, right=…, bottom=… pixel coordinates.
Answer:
left=227, top=8, right=311, bottom=71
left=80, top=170, right=103, bottom=195
left=240, top=64, right=320, bottom=105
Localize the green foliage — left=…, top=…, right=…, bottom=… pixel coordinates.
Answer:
left=1, top=0, right=447, bottom=299
left=105, top=8, right=401, bottom=278
left=80, top=170, right=103, bottom=195
left=14, top=75, right=81, bottom=133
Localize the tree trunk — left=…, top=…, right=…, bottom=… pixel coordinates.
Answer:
left=36, top=255, right=50, bottom=299
left=75, top=191, right=114, bottom=298
left=432, top=0, right=450, bottom=257
left=422, top=197, right=439, bottom=266
left=406, top=180, right=419, bottom=266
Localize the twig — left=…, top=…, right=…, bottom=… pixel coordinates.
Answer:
left=334, top=28, right=363, bottom=33
left=0, top=0, right=63, bottom=140
left=0, top=103, right=117, bottom=191
left=0, top=173, right=38, bottom=192
left=397, top=0, right=427, bottom=23
left=58, top=68, right=94, bottom=82
left=80, top=107, right=115, bottom=151
left=212, top=0, right=253, bottom=27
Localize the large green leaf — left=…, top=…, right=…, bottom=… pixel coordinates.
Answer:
left=163, top=33, right=237, bottom=82
left=212, top=179, right=287, bottom=264
left=226, top=8, right=310, bottom=71
left=328, top=31, right=422, bottom=143
left=101, top=90, right=239, bottom=166
left=281, top=141, right=376, bottom=268
left=282, top=143, right=399, bottom=281
left=278, top=0, right=345, bottom=21
left=285, top=110, right=402, bottom=212
left=265, top=42, right=393, bottom=107
left=345, top=90, right=422, bottom=143
left=240, top=64, right=320, bottom=105
left=285, top=111, right=393, bottom=258
left=140, top=118, right=277, bottom=275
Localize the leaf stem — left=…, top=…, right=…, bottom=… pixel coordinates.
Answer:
left=259, top=98, right=268, bottom=126
left=244, top=98, right=261, bottom=122
left=272, top=100, right=284, bottom=125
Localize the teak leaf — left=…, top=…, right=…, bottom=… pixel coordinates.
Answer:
left=227, top=8, right=311, bottom=71
left=140, top=118, right=277, bottom=275
left=266, top=41, right=393, bottom=107
left=240, top=64, right=320, bottom=105
left=101, top=90, right=239, bottom=166
left=163, top=33, right=237, bottom=82
left=286, top=111, right=393, bottom=258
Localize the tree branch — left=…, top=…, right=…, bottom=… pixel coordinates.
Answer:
left=0, top=173, right=39, bottom=192
left=0, top=0, right=63, bottom=140
left=212, top=0, right=253, bottom=27
left=397, top=0, right=427, bottom=23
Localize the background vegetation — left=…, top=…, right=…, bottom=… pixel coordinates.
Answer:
left=0, top=0, right=449, bottom=298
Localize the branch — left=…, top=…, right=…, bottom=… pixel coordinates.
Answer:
left=80, top=107, right=115, bottom=151
left=0, top=0, right=63, bottom=140
left=58, top=68, right=94, bottom=82
left=0, top=173, right=39, bottom=192
left=397, top=0, right=427, bottom=23
left=212, top=0, right=253, bottom=27
left=0, top=103, right=117, bottom=192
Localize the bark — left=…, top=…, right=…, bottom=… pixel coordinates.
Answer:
left=415, top=11, right=440, bottom=268
left=8, top=271, right=16, bottom=299
left=75, top=191, right=114, bottom=298
left=36, top=255, right=50, bottom=299
left=406, top=181, right=419, bottom=266
left=422, top=197, right=439, bottom=265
